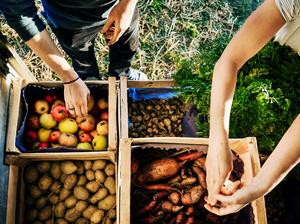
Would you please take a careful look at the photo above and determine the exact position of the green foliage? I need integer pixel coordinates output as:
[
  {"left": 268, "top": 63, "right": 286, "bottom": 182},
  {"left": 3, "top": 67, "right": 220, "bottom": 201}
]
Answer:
[{"left": 174, "top": 40, "right": 300, "bottom": 156}]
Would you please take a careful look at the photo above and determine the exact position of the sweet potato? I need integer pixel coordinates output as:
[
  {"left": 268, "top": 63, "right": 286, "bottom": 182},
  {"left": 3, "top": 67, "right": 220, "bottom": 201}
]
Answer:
[
  {"left": 136, "top": 158, "right": 179, "bottom": 184},
  {"left": 192, "top": 166, "right": 207, "bottom": 189},
  {"left": 181, "top": 185, "right": 204, "bottom": 205},
  {"left": 162, "top": 201, "right": 183, "bottom": 213},
  {"left": 137, "top": 200, "right": 157, "bottom": 215},
  {"left": 168, "top": 191, "right": 181, "bottom": 205},
  {"left": 175, "top": 211, "right": 184, "bottom": 224},
  {"left": 152, "top": 191, "right": 169, "bottom": 201},
  {"left": 181, "top": 177, "right": 197, "bottom": 186},
  {"left": 176, "top": 151, "right": 204, "bottom": 161},
  {"left": 194, "top": 157, "right": 206, "bottom": 171},
  {"left": 144, "top": 184, "right": 176, "bottom": 191}
]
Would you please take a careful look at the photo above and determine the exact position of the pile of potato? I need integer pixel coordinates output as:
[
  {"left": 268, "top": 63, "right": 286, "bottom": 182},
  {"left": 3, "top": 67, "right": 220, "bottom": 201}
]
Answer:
[
  {"left": 128, "top": 97, "right": 186, "bottom": 137},
  {"left": 24, "top": 159, "right": 116, "bottom": 224}
]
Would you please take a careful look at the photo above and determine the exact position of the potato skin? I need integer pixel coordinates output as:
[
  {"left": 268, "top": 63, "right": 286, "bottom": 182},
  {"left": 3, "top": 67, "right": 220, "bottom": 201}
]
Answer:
[
  {"left": 75, "top": 217, "right": 90, "bottom": 224},
  {"left": 75, "top": 200, "right": 88, "bottom": 212},
  {"left": 98, "top": 195, "right": 116, "bottom": 210},
  {"left": 104, "top": 163, "right": 115, "bottom": 176},
  {"left": 38, "top": 175, "right": 53, "bottom": 190},
  {"left": 77, "top": 175, "right": 88, "bottom": 186},
  {"left": 61, "top": 161, "right": 77, "bottom": 174},
  {"left": 82, "top": 205, "right": 97, "bottom": 219},
  {"left": 90, "top": 187, "right": 108, "bottom": 204},
  {"left": 50, "top": 162, "right": 62, "bottom": 179},
  {"left": 74, "top": 186, "right": 89, "bottom": 200},
  {"left": 24, "top": 166, "right": 38, "bottom": 183},
  {"left": 104, "top": 177, "right": 116, "bottom": 194},
  {"left": 38, "top": 206, "right": 52, "bottom": 221},
  {"left": 63, "top": 174, "right": 77, "bottom": 190},
  {"left": 85, "top": 181, "right": 100, "bottom": 193},
  {"left": 54, "top": 202, "right": 66, "bottom": 218},
  {"left": 92, "top": 160, "right": 106, "bottom": 171},
  {"left": 59, "top": 188, "right": 72, "bottom": 201},
  {"left": 65, "top": 207, "right": 81, "bottom": 222},
  {"left": 136, "top": 158, "right": 179, "bottom": 184},
  {"left": 64, "top": 195, "right": 78, "bottom": 208}
]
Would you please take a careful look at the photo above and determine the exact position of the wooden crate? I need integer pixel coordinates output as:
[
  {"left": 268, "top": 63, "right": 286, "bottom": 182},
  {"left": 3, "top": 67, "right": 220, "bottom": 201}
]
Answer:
[
  {"left": 119, "top": 137, "right": 267, "bottom": 224},
  {"left": 6, "top": 151, "right": 119, "bottom": 224},
  {"left": 5, "top": 77, "right": 118, "bottom": 156}
]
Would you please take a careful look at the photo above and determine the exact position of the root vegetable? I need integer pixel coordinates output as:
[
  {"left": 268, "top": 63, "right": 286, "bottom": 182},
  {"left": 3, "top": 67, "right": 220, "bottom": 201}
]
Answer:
[
  {"left": 55, "top": 219, "right": 68, "bottom": 224},
  {"left": 184, "top": 216, "right": 194, "bottom": 224},
  {"left": 24, "top": 166, "right": 38, "bottom": 183},
  {"left": 35, "top": 196, "right": 47, "bottom": 209},
  {"left": 37, "top": 161, "right": 51, "bottom": 173},
  {"left": 38, "top": 175, "right": 52, "bottom": 190},
  {"left": 175, "top": 211, "right": 184, "bottom": 224},
  {"left": 104, "top": 176, "right": 116, "bottom": 194},
  {"left": 194, "top": 157, "right": 206, "bottom": 171},
  {"left": 50, "top": 180, "right": 61, "bottom": 193},
  {"left": 90, "top": 187, "right": 108, "bottom": 204},
  {"left": 136, "top": 158, "right": 179, "bottom": 184},
  {"left": 168, "top": 175, "right": 182, "bottom": 184},
  {"left": 92, "top": 160, "right": 107, "bottom": 171},
  {"left": 84, "top": 161, "right": 92, "bottom": 170},
  {"left": 75, "top": 200, "right": 88, "bottom": 212},
  {"left": 137, "top": 200, "right": 157, "bottom": 215},
  {"left": 153, "top": 191, "right": 169, "bottom": 201},
  {"left": 29, "top": 185, "right": 42, "bottom": 199},
  {"left": 64, "top": 195, "right": 78, "bottom": 208},
  {"left": 181, "top": 177, "right": 197, "bottom": 186},
  {"left": 144, "top": 184, "right": 176, "bottom": 191},
  {"left": 54, "top": 202, "right": 66, "bottom": 218},
  {"left": 162, "top": 201, "right": 183, "bottom": 213},
  {"left": 77, "top": 175, "right": 88, "bottom": 186},
  {"left": 90, "top": 210, "right": 105, "bottom": 223},
  {"left": 83, "top": 205, "right": 97, "bottom": 219},
  {"left": 61, "top": 161, "right": 77, "bottom": 174},
  {"left": 75, "top": 161, "right": 85, "bottom": 175},
  {"left": 86, "top": 170, "right": 95, "bottom": 181},
  {"left": 192, "top": 166, "right": 207, "bottom": 188},
  {"left": 168, "top": 192, "right": 181, "bottom": 205},
  {"left": 177, "top": 151, "right": 204, "bottom": 162},
  {"left": 181, "top": 186, "right": 204, "bottom": 205},
  {"left": 59, "top": 188, "right": 72, "bottom": 201},
  {"left": 65, "top": 207, "right": 81, "bottom": 222},
  {"left": 63, "top": 174, "right": 77, "bottom": 189},
  {"left": 104, "top": 163, "right": 115, "bottom": 176},
  {"left": 74, "top": 186, "right": 89, "bottom": 200},
  {"left": 38, "top": 205, "right": 52, "bottom": 221},
  {"left": 98, "top": 195, "right": 116, "bottom": 210},
  {"left": 49, "top": 194, "right": 59, "bottom": 205},
  {"left": 50, "top": 162, "right": 62, "bottom": 179},
  {"left": 86, "top": 181, "right": 100, "bottom": 193},
  {"left": 108, "top": 209, "right": 116, "bottom": 219},
  {"left": 75, "top": 218, "right": 90, "bottom": 224},
  {"left": 60, "top": 173, "right": 67, "bottom": 183},
  {"left": 95, "top": 170, "right": 106, "bottom": 183},
  {"left": 185, "top": 207, "right": 194, "bottom": 216}
]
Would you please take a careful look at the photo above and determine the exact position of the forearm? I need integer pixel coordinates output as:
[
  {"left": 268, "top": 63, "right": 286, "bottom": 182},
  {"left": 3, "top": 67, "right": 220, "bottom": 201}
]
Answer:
[
  {"left": 252, "top": 114, "right": 300, "bottom": 196},
  {"left": 119, "top": 0, "right": 138, "bottom": 7},
  {"left": 25, "top": 29, "right": 78, "bottom": 82}
]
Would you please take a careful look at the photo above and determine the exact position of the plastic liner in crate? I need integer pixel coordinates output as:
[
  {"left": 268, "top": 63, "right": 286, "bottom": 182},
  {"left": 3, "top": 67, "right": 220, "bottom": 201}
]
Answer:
[
  {"left": 130, "top": 145, "right": 254, "bottom": 224},
  {"left": 127, "top": 88, "right": 200, "bottom": 137},
  {"left": 16, "top": 83, "right": 108, "bottom": 153}
]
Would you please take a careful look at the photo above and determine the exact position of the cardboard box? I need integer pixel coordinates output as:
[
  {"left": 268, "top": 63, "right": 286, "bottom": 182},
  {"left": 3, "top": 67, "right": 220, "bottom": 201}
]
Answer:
[{"left": 119, "top": 137, "right": 267, "bottom": 224}]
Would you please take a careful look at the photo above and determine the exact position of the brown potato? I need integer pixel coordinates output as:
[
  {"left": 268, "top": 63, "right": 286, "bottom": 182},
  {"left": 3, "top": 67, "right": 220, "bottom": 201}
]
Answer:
[
  {"left": 64, "top": 195, "right": 78, "bottom": 208},
  {"left": 74, "top": 186, "right": 89, "bottom": 200},
  {"left": 75, "top": 217, "right": 90, "bottom": 224},
  {"left": 90, "top": 187, "right": 108, "bottom": 204},
  {"left": 104, "top": 177, "right": 116, "bottom": 194},
  {"left": 60, "top": 173, "right": 67, "bottom": 183},
  {"left": 25, "top": 208, "right": 38, "bottom": 222},
  {"left": 61, "top": 161, "right": 77, "bottom": 174},
  {"left": 36, "top": 161, "right": 51, "bottom": 173},
  {"left": 104, "top": 218, "right": 114, "bottom": 224},
  {"left": 90, "top": 209, "right": 105, "bottom": 223},
  {"left": 92, "top": 160, "right": 106, "bottom": 171},
  {"left": 86, "top": 170, "right": 95, "bottom": 181},
  {"left": 54, "top": 202, "right": 66, "bottom": 218},
  {"left": 85, "top": 181, "right": 100, "bottom": 193},
  {"left": 50, "top": 180, "right": 61, "bottom": 194},
  {"left": 55, "top": 219, "right": 68, "bottom": 224},
  {"left": 108, "top": 208, "right": 116, "bottom": 219},
  {"left": 77, "top": 175, "right": 88, "bottom": 186},
  {"left": 45, "top": 219, "right": 52, "bottom": 224},
  {"left": 82, "top": 205, "right": 97, "bottom": 219},
  {"left": 83, "top": 161, "right": 92, "bottom": 170},
  {"left": 95, "top": 170, "right": 106, "bottom": 184},
  {"left": 98, "top": 195, "right": 116, "bottom": 210},
  {"left": 50, "top": 162, "right": 62, "bottom": 179},
  {"left": 75, "top": 200, "right": 88, "bottom": 212},
  {"left": 38, "top": 205, "right": 52, "bottom": 221},
  {"left": 35, "top": 196, "right": 47, "bottom": 209},
  {"left": 76, "top": 161, "right": 85, "bottom": 175},
  {"left": 64, "top": 174, "right": 78, "bottom": 190},
  {"left": 49, "top": 194, "right": 59, "bottom": 205},
  {"left": 59, "top": 188, "right": 72, "bottom": 201},
  {"left": 24, "top": 165, "right": 38, "bottom": 183},
  {"left": 104, "top": 163, "right": 115, "bottom": 176},
  {"left": 29, "top": 185, "right": 42, "bottom": 199},
  {"left": 65, "top": 207, "right": 81, "bottom": 222},
  {"left": 38, "top": 175, "right": 53, "bottom": 190}
]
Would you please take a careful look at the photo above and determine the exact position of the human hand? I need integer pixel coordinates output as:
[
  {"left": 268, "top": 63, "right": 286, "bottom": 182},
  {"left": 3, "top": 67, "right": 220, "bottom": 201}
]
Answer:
[
  {"left": 101, "top": 0, "right": 137, "bottom": 45},
  {"left": 206, "top": 136, "right": 233, "bottom": 205},
  {"left": 204, "top": 182, "right": 257, "bottom": 216},
  {"left": 64, "top": 78, "right": 90, "bottom": 117}
]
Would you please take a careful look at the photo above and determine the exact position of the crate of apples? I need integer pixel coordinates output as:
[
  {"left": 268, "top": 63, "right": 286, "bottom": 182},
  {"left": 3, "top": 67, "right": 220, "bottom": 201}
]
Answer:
[{"left": 23, "top": 93, "right": 109, "bottom": 151}]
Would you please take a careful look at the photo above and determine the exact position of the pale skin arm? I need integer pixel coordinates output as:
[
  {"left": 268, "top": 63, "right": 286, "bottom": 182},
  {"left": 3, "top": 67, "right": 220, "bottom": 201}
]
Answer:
[
  {"left": 101, "top": 0, "right": 138, "bottom": 45},
  {"left": 206, "top": 0, "right": 285, "bottom": 205},
  {"left": 205, "top": 114, "right": 300, "bottom": 215},
  {"left": 26, "top": 29, "right": 90, "bottom": 117}
]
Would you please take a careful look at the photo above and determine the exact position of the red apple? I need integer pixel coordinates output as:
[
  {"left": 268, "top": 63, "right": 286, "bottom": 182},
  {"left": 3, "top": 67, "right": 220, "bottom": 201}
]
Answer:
[
  {"left": 90, "top": 130, "right": 98, "bottom": 138},
  {"left": 76, "top": 114, "right": 96, "bottom": 132},
  {"left": 38, "top": 142, "right": 49, "bottom": 149},
  {"left": 27, "top": 115, "right": 40, "bottom": 130},
  {"left": 51, "top": 99, "right": 65, "bottom": 109},
  {"left": 49, "top": 130, "right": 61, "bottom": 143},
  {"left": 97, "top": 98, "right": 108, "bottom": 110},
  {"left": 44, "top": 93, "right": 57, "bottom": 103},
  {"left": 78, "top": 132, "right": 92, "bottom": 143},
  {"left": 100, "top": 111, "right": 108, "bottom": 120},
  {"left": 51, "top": 105, "right": 69, "bottom": 122},
  {"left": 24, "top": 130, "right": 38, "bottom": 143},
  {"left": 96, "top": 120, "right": 109, "bottom": 136},
  {"left": 34, "top": 100, "right": 49, "bottom": 114}
]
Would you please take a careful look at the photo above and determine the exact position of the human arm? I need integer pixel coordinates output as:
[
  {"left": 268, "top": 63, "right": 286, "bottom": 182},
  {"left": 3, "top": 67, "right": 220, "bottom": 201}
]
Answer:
[
  {"left": 205, "top": 114, "right": 300, "bottom": 215},
  {"left": 101, "top": 0, "right": 138, "bottom": 45},
  {"left": 206, "top": 0, "right": 285, "bottom": 205}
]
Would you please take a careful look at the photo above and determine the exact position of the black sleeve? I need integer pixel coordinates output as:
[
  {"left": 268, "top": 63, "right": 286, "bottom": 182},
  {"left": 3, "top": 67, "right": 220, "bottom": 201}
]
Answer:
[{"left": 0, "top": 0, "right": 46, "bottom": 41}]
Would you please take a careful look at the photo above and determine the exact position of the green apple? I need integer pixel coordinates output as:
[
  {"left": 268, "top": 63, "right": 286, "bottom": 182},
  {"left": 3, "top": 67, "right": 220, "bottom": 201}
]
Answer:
[
  {"left": 39, "top": 113, "right": 57, "bottom": 129},
  {"left": 34, "top": 99, "right": 49, "bottom": 114},
  {"left": 58, "top": 118, "right": 78, "bottom": 134},
  {"left": 92, "top": 135, "right": 107, "bottom": 150},
  {"left": 38, "top": 128, "right": 52, "bottom": 142},
  {"left": 77, "top": 142, "right": 93, "bottom": 150}
]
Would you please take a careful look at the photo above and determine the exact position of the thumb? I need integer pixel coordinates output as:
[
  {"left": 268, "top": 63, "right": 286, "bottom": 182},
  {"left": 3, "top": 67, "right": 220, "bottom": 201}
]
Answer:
[
  {"left": 214, "top": 194, "right": 235, "bottom": 205},
  {"left": 101, "top": 17, "right": 114, "bottom": 34}
]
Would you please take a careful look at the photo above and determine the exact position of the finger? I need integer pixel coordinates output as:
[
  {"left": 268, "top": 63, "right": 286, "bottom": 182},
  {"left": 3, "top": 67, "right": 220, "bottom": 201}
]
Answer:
[
  {"left": 107, "top": 22, "right": 121, "bottom": 45},
  {"left": 101, "top": 17, "right": 114, "bottom": 34},
  {"left": 207, "top": 180, "right": 224, "bottom": 205},
  {"left": 204, "top": 203, "right": 232, "bottom": 216},
  {"left": 74, "top": 104, "right": 83, "bottom": 118},
  {"left": 80, "top": 96, "right": 88, "bottom": 117}
]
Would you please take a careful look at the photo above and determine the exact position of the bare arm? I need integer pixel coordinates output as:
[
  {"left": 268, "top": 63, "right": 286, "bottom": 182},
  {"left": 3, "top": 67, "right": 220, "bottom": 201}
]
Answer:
[
  {"left": 206, "top": 0, "right": 285, "bottom": 205},
  {"left": 26, "top": 29, "right": 90, "bottom": 117},
  {"left": 205, "top": 114, "right": 300, "bottom": 215}
]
